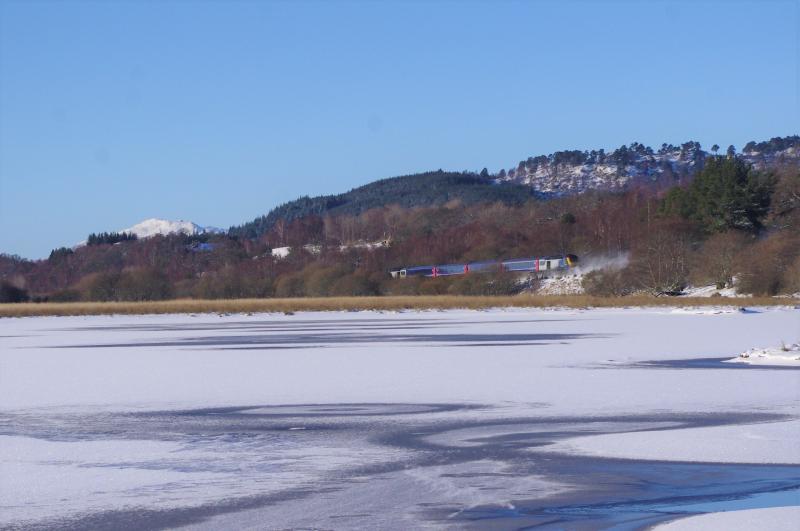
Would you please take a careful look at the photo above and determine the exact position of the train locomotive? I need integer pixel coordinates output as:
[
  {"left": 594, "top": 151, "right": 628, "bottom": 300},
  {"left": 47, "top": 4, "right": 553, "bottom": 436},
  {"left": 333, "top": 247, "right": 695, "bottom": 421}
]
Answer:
[{"left": 390, "top": 254, "right": 578, "bottom": 279}]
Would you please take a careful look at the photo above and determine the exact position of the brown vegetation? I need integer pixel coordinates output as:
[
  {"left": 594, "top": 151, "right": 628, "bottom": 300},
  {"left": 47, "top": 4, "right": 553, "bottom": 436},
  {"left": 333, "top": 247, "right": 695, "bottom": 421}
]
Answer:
[{"left": 0, "top": 295, "right": 790, "bottom": 318}]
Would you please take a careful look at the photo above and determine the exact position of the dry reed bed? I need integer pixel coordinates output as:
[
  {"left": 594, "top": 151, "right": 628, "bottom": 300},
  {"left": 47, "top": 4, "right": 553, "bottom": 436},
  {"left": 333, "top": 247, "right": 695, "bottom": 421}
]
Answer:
[{"left": 0, "top": 295, "right": 793, "bottom": 317}]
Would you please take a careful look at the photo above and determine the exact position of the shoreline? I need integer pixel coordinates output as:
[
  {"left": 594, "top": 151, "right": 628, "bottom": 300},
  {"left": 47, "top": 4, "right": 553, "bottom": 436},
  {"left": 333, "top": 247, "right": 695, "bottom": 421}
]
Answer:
[{"left": 0, "top": 295, "right": 795, "bottom": 318}]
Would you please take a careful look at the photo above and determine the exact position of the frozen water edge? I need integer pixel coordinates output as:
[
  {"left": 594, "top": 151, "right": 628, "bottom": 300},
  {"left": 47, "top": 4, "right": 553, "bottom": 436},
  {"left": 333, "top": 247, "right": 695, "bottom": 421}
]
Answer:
[
  {"left": 543, "top": 418, "right": 800, "bottom": 465},
  {"left": 1, "top": 307, "right": 799, "bottom": 529},
  {"left": 655, "top": 506, "right": 800, "bottom": 530}
]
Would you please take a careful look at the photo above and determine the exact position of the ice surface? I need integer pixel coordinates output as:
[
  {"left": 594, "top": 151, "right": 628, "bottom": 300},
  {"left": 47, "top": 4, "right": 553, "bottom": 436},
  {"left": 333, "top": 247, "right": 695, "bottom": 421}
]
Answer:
[
  {"left": 1, "top": 307, "right": 798, "bottom": 528},
  {"left": 655, "top": 506, "right": 800, "bottom": 530},
  {"left": 544, "top": 419, "right": 800, "bottom": 464},
  {"left": 3, "top": 307, "right": 797, "bottom": 413}
]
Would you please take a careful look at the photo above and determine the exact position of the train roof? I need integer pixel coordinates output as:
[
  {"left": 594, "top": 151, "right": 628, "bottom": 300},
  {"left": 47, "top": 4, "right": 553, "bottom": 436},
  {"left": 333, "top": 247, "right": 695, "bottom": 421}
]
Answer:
[
  {"left": 403, "top": 265, "right": 434, "bottom": 271},
  {"left": 396, "top": 255, "right": 578, "bottom": 271}
]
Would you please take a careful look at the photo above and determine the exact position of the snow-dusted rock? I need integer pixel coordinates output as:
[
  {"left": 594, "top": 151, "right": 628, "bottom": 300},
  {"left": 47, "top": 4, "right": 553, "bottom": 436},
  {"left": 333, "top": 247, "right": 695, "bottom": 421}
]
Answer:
[{"left": 497, "top": 144, "right": 799, "bottom": 196}]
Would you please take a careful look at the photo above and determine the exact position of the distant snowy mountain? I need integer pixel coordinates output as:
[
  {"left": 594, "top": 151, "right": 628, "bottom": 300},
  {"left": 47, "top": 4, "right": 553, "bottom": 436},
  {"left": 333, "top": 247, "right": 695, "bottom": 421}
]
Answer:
[
  {"left": 76, "top": 218, "right": 222, "bottom": 247},
  {"left": 120, "top": 218, "right": 223, "bottom": 239}
]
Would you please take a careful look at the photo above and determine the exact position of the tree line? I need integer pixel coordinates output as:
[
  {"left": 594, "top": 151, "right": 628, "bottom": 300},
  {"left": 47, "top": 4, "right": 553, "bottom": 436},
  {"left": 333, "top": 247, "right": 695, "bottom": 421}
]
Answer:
[
  {"left": 86, "top": 231, "right": 138, "bottom": 246},
  {"left": 1, "top": 154, "right": 798, "bottom": 302}
]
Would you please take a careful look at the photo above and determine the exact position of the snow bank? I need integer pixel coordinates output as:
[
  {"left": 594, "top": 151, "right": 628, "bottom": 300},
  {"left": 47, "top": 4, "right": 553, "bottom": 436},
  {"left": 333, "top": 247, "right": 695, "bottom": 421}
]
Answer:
[
  {"left": 727, "top": 343, "right": 800, "bottom": 366},
  {"left": 536, "top": 274, "right": 584, "bottom": 295},
  {"left": 669, "top": 307, "right": 742, "bottom": 315},
  {"left": 656, "top": 506, "right": 800, "bottom": 531}
]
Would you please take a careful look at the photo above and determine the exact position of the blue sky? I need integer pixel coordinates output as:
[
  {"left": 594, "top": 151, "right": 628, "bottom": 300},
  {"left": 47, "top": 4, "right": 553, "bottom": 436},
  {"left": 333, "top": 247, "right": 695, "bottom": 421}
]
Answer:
[{"left": 1, "top": 1, "right": 797, "bottom": 258}]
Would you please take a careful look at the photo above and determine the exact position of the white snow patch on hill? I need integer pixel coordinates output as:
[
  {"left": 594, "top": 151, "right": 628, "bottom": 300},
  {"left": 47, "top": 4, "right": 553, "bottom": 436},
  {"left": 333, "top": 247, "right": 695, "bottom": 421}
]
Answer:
[
  {"left": 271, "top": 246, "right": 292, "bottom": 259},
  {"left": 270, "top": 240, "right": 391, "bottom": 259}
]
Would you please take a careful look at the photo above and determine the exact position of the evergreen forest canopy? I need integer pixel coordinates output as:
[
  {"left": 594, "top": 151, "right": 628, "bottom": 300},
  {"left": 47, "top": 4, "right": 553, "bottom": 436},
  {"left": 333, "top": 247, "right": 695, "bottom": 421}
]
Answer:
[
  {"left": 229, "top": 171, "right": 536, "bottom": 240},
  {"left": 661, "top": 157, "right": 775, "bottom": 233},
  {"left": 86, "top": 232, "right": 138, "bottom": 246}
]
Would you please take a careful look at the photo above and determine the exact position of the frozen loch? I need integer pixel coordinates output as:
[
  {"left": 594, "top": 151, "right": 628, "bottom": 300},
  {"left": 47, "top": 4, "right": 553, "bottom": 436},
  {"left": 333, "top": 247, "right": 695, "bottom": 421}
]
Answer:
[{"left": 1, "top": 307, "right": 799, "bottom": 530}]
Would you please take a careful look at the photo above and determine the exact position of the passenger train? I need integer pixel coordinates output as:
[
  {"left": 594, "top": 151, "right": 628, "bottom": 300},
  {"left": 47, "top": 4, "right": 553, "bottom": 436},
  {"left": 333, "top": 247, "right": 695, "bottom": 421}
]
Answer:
[{"left": 390, "top": 255, "right": 578, "bottom": 279}]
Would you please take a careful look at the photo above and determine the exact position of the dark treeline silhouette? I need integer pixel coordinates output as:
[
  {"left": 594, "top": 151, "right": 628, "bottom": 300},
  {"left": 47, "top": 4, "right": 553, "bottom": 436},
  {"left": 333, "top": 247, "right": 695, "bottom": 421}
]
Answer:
[{"left": 86, "top": 231, "right": 138, "bottom": 246}]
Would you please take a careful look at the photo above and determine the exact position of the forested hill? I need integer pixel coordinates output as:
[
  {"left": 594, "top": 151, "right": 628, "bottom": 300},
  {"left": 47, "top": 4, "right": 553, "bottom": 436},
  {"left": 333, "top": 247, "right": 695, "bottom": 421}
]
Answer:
[
  {"left": 232, "top": 136, "right": 799, "bottom": 240},
  {"left": 229, "top": 171, "right": 536, "bottom": 239}
]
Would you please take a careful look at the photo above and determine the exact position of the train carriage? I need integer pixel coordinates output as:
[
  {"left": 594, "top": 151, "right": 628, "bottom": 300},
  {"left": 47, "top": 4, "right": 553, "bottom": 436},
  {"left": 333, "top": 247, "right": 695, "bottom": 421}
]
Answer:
[{"left": 393, "top": 255, "right": 578, "bottom": 279}]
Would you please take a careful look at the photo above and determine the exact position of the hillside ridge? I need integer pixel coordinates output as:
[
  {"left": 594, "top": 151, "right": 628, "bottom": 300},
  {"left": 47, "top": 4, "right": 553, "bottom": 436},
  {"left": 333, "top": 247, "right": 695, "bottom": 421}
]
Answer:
[{"left": 232, "top": 135, "right": 799, "bottom": 239}]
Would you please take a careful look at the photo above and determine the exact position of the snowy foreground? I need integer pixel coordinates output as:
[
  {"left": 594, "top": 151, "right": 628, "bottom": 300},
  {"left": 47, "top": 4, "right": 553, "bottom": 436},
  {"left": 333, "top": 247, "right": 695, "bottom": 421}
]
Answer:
[{"left": 1, "top": 306, "right": 799, "bottom": 529}]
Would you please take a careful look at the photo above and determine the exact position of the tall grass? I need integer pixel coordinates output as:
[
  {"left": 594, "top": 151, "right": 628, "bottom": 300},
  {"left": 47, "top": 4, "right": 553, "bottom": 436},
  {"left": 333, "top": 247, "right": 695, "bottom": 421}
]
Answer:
[{"left": 0, "top": 295, "right": 791, "bottom": 317}]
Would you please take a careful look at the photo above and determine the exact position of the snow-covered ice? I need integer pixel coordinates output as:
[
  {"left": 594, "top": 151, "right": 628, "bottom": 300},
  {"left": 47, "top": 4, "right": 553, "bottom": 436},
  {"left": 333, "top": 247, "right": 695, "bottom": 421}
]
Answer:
[
  {"left": 655, "top": 506, "right": 800, "bottom": 530},
  {"left": 1, "top": 306, "right": 798, "bottom": 528},
  {"left": 545, "top": 418, "right": 800, "bottom": 464}
]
